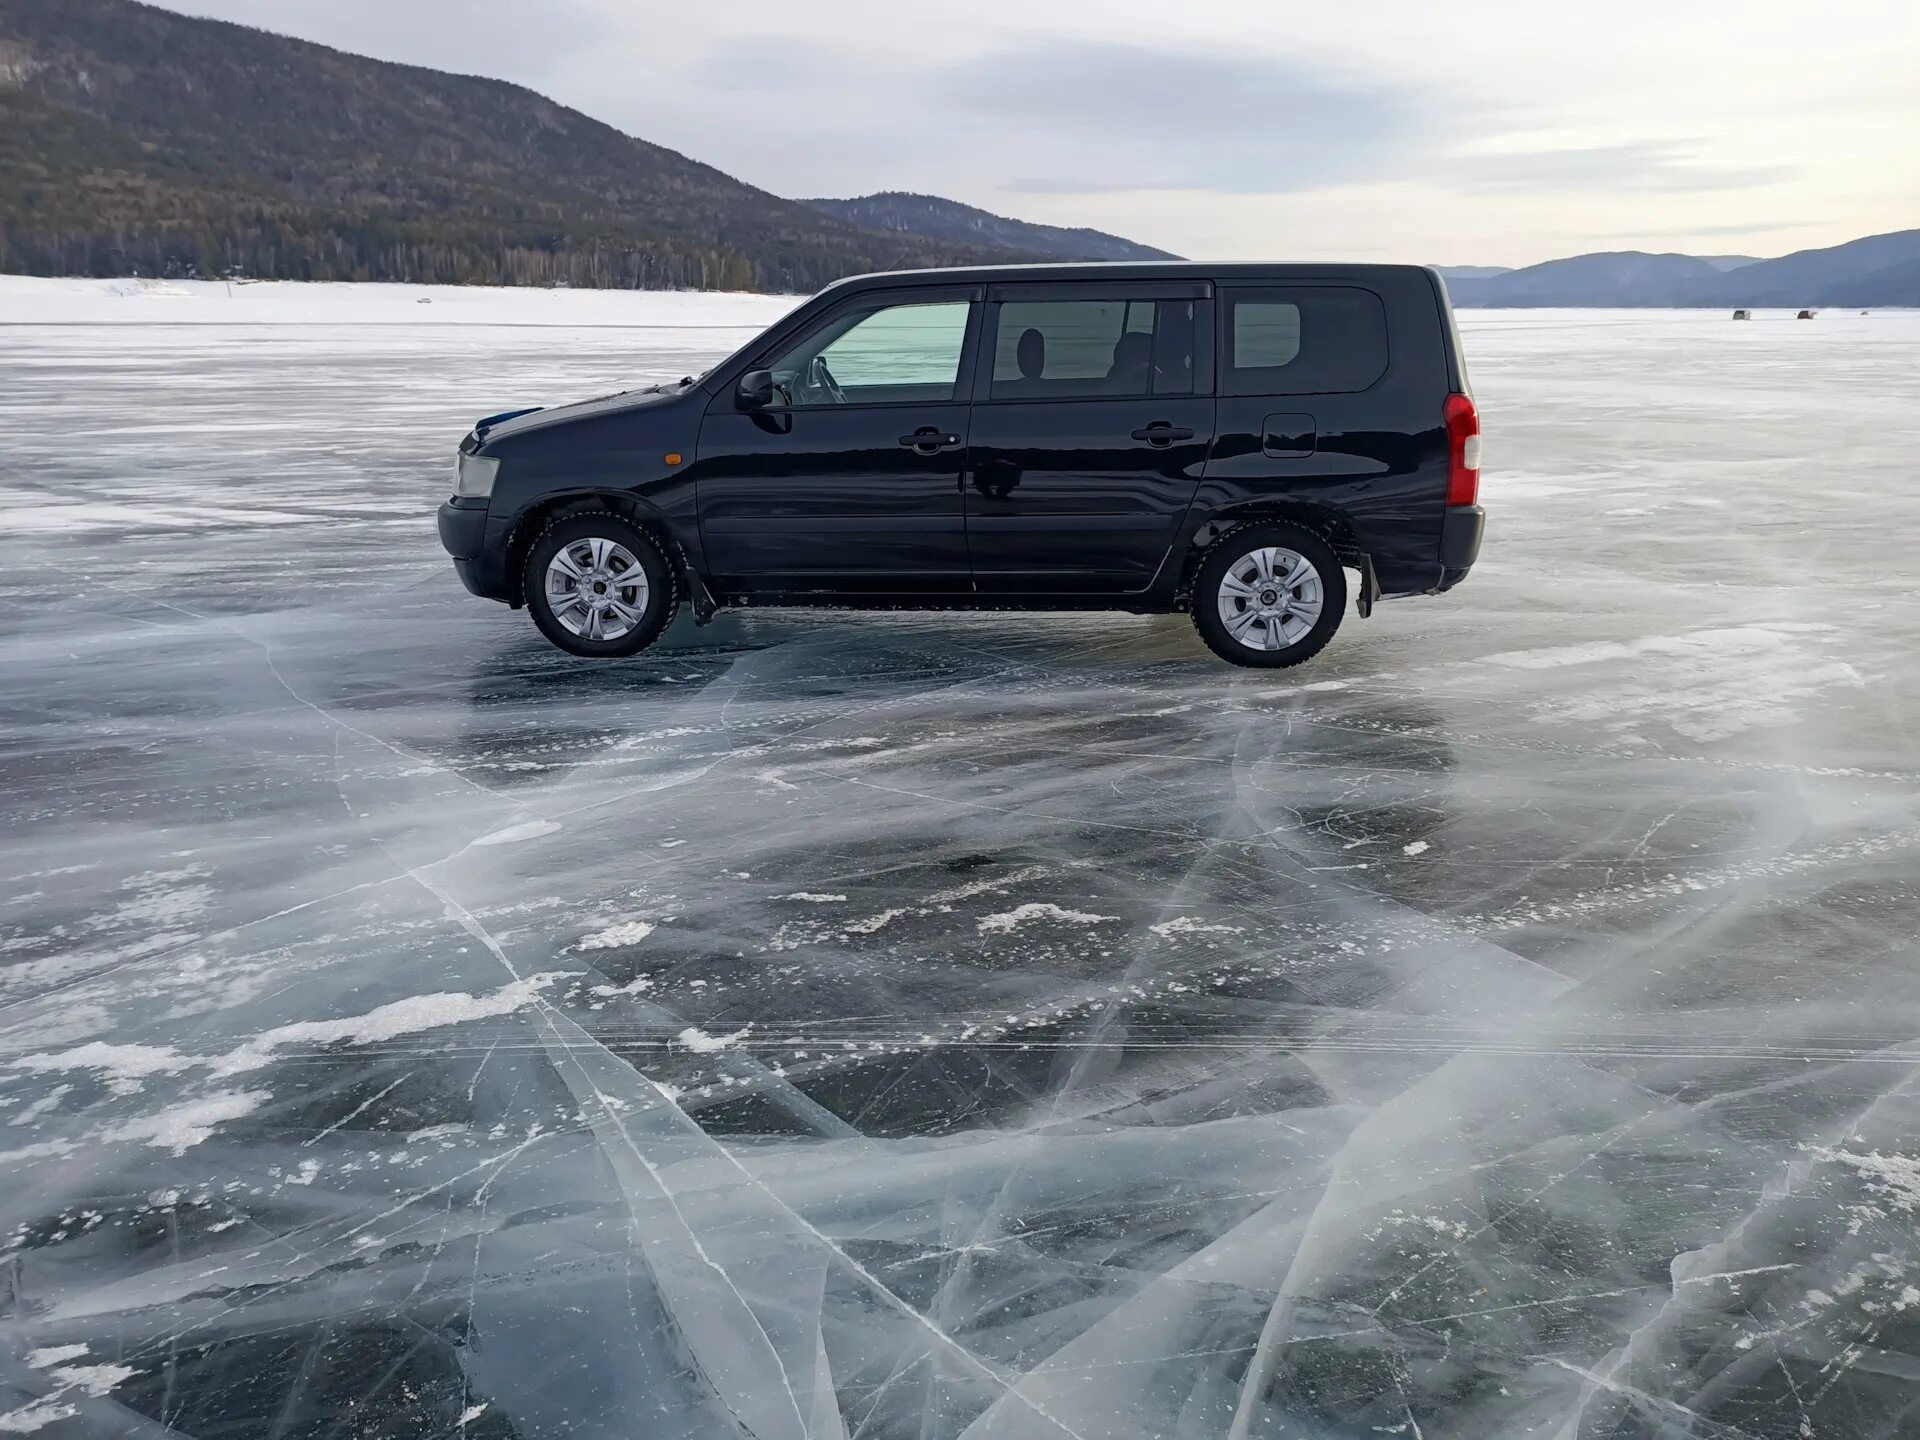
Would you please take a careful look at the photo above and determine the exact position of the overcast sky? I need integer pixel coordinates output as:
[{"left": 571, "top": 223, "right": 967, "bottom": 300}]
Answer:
[{"left": 169, "top": 0, "right": 1919, "bottom": 266}]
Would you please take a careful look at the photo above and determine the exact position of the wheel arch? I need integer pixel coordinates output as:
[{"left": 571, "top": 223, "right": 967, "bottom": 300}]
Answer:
[
  {"left": 504, "top": 491, "right": 705, "bottom": 612},
  {"left": 1174, "top": 500, "right": 1365, "bottom": 607}
]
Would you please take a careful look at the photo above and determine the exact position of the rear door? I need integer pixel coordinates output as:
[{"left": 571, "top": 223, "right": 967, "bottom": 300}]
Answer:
[
  {"left": 695, "top": 285, "right": 981, "bottom": 593},
  {"left": 963, "top": 282, "right": 1214, "bottom": 593},
  {"left": 1207, "top": 282, "right": 1451, "bottom": 584}
]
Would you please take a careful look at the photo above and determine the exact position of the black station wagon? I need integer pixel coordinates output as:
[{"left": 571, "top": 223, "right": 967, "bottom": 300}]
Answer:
[{"left": 435, "top": 263, "right": 1484, "bottom": 667}]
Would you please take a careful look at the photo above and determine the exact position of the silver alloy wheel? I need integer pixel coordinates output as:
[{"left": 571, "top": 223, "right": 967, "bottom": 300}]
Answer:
[
  {"left": 1215, "top": 545, "right": 1325, "bottom": 651},
  {"left": 543, "top": 536, "right": 650, "bottom": 641}
]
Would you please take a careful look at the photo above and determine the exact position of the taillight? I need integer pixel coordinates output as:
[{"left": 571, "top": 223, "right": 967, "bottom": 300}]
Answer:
[{"left": 1444, "top": 392, "right": 1479, "bottom": 506}]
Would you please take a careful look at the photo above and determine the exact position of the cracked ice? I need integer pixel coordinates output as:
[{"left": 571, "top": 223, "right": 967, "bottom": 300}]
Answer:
[{"left": 2, "top": 282, "right": 1919, "bottom": 1438}]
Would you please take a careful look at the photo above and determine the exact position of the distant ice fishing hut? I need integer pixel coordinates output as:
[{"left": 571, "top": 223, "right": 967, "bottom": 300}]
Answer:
[{"left": 1732, "top": 309, "right": 1750, "bottom": 320}]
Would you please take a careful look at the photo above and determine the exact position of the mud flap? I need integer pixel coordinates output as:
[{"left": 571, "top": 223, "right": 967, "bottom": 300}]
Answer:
[
  {"left": 1355, "top": 554, "right": 1381, "bottom": 619},
  {"left": 689, "top": 573, "right": 718, "bottom": 624},
  {"left": 668, "top": 539, "right": 719, "bottom": 624}
]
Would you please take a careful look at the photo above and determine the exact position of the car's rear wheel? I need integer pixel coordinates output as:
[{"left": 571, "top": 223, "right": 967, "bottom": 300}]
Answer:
[
  {"left": 1191, "top": 521, "right": 1345, "bottom": 668},
  {"left": 523, "top": 512, "right": 677, "bottom": 658}
]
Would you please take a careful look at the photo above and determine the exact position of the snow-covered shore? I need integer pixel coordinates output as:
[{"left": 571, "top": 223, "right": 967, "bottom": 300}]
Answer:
[{"left": 0, "top": 274, "right": 805, "bottom": 327}]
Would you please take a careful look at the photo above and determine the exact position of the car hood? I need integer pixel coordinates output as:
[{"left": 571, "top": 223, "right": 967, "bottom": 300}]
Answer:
[{"left": 476, "top": 384, "right": 691, "bottom": 444}]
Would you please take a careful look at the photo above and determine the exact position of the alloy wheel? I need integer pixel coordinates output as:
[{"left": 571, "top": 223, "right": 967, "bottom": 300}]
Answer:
[
  {"left": 543, "top": 536, "right": 650, "bottom": 641},
  {"left": 1215, "top": 545, "right": 1324, "bottom": 651}
]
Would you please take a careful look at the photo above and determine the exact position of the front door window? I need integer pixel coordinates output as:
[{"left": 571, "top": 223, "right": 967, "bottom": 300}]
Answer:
[{"left": 768, "top": 300, "right": 970, "bottom": 407}]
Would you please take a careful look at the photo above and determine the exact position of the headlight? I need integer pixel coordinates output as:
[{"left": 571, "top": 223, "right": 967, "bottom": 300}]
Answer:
[{"left": 454, "top": 452, "right": 500, "bottom": 498}]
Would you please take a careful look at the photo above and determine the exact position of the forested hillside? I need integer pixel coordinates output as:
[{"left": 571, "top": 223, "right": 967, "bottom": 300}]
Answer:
[
  {"left": 804, "top": 193, "right": 1178, "bottom": 262},
  {"left": 0, "top": 0, "right": 1022, "bottom": 289}
]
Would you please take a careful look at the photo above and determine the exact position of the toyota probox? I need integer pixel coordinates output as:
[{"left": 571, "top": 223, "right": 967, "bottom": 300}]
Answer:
[{"left": 436, "top": 263, "right": 1483, "bottom": 667}]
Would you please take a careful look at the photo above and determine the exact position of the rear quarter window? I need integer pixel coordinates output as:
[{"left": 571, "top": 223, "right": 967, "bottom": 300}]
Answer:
[{"left": 1222, "top": 286, "right": 1388, "bottom": 396}]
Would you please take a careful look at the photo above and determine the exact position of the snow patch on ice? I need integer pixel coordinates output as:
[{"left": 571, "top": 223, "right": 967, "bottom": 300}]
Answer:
[
  {"left": 1149, "top": 916, "right": 1245, "bottom": 938},
  {"left": 1402, "top": 840, "right": 1430, "bottom": 856},
  {"left": 8, "top": 1042, "right": 194, "bottom": 1094},
  {"left": 16, "top": 975, "right": 572, "bottom": 1106},
  {"left": 588, "top": 976, "right": 654, "bottom": 999},
  {"left": 576, "top": 920, "right": 655, "bottom": 950},
  {"left": 677, "top": 1025, "right": 751, "bottom": 1053},
  {"left": 780, "top": 892, "right": 847, "bottom": 903},
  {"left": 37, "top": 1355, "right": 136, "bottom": 1398},
  {"left": 213, "top": 973, "right": 566, "bottom": 1073},
  {"left": 784, "top": 736, "right": 884, "bottom": 753},
  {"left": 1807, "top": 1145, "right": 1920, "bottom": 1230},
  {"left": 843, "top": 908, "right": 906, "bottom": 935},
  {"left": 111, "top": 1091, "right": 271, "bottom": 1155},
  {"left": 0, "top": 1398, "right": 77, "bottom": 1432},
  {"left": 1382, "top": 1211, "right": 1471, "bottom": 1240},
  {"left": 98, "top": 882, "right": 213, "bottom": 928},
  {"left": 978, "top": 903, "right": 1118, "bottom": 934}
]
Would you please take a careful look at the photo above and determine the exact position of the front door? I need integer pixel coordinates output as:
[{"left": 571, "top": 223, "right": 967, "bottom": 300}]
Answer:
[
  {"left": 964, "top": 283, "right": 1214, "bottom": 593},
  {"left": 695, "top": 287, "right": 981, "bottom": 593}
]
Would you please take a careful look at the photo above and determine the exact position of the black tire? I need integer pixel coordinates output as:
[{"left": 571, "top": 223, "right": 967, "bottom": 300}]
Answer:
[
  {"left": 523, "top": 512, "right": 678, "bottom": 658},
  {"left": 1191, "top": 521, "right": 1346, "bottom": 668}
]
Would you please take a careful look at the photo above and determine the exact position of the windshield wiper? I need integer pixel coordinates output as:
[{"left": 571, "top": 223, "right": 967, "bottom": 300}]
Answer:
[{"left": 633, "top": 373, "right": 702, "bottom": 396}]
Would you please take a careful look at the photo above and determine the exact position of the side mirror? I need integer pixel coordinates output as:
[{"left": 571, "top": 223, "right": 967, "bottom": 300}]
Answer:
[{"left": 736, "top": 369, "right": 774, "bottom": 410}]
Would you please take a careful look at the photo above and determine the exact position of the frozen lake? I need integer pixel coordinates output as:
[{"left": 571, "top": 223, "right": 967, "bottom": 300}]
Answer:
[{"left": 3, "top": 282, "right": 1918, "bottom": 1438}]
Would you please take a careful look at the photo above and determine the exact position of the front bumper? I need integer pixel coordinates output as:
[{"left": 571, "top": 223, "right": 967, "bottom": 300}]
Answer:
[
  {"left": 437, "top": 500, "right": 512, "bottom": 603},
  {"left": 1437, "top": 504, "right": 1484, "bottom": 590},
  {"left": 437, "top": 499, "right": 487, "bottom": 558}
]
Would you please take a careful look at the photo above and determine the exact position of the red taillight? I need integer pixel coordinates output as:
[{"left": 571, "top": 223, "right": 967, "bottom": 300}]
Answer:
[{"left": 1444, "top": 392, "right": 1480, "bottom": 507}]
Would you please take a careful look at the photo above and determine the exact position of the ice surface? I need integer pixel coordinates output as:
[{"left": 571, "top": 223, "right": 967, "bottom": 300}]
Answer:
[{"left": 2, "top": 282, "right": 1919, "bottom": 1438}]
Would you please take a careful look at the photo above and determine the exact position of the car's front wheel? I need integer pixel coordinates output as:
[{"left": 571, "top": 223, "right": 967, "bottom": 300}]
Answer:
[
  {"left": 1191, "top": 521, "right": 1346, "bottom": 668},
  {"left": 523, "top": 512, "right": 677, "bottom": 658}
]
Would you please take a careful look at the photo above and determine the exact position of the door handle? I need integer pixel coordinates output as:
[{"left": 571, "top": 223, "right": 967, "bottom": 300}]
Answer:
[
  {"left": 899, "top": 427, "right": 962, "bottom": 453},
  {"left": 1131, "top": 423, "right": 1195, "bottom": 446}
]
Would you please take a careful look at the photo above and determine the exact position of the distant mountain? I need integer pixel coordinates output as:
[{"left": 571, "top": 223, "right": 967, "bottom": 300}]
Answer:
[
  {"left": 803, "top": 192, "right": 1179, "bottom": 263},
  {"left": 1432, "top": 266, "right": 1512, "bottom": 281},
  {"left": 1444, "top": 230, "right": 1920, "bottom": 307},
  {"left": 1814, "top": 258, "right": 1920, "bottom": 308},
  {"left": 1446, "top": 251, "right": 1728, "bottom": 306},
  {"left": 0, "top": 0, "right": 1033, "bottom": 289},
  {"left": 1706, "top": 230, "right": 1920, "bottom": 306}
]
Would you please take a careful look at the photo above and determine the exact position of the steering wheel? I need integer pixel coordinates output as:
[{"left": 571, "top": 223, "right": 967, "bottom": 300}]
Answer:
[{"left": 805, "top": 354, "right": 849, "bottom": 405}]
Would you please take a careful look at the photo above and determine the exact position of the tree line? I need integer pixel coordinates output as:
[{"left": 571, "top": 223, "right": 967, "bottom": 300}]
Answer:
[{"left": 0, "top": 213, "right": 796, "bottom": 291}]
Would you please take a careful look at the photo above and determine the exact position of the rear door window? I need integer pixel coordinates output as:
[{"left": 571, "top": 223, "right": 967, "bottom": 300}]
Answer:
[
  {"left": 989, "top": 298, "right": 1198, "bottom": 400},
  {"left": 1222, "top": 287, "right": 1387, "bottom": 396}
]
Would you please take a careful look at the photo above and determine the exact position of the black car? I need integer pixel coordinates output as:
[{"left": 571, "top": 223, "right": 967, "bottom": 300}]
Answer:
[{"left": 436, "top": 263, "right": 1483, "bottom": 668}]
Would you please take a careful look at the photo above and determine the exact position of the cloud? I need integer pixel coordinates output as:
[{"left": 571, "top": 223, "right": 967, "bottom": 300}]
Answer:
[
  {"left": 934, "top": 40, "right": 1425, "bottom": 146},
  {"left": 700, "top": 36, "right": 1474, "bottom": 199},
  {"left": 1591, "top": 220, "right": 1817, "bottom": 241},
  {"left": 1447, "top": 142, "right": 1795, "bottom": 194},
  {"left": 176, "top": 0, "right": 603, "bottom": 88}
]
